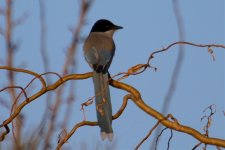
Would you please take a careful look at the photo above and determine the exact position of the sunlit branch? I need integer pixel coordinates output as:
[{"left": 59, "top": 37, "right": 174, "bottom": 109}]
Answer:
[
  {"left": 111, "top": 42, "right": 225, "bottom": 81},
  {"left": 0, "top": 72, "right": 92, "bottom": 129},
  {"left": 56, "top": 93, "right": 131, "bottom": 149},
  {"left": 110, "top": 78, "right": 225, "bottom": 147}
]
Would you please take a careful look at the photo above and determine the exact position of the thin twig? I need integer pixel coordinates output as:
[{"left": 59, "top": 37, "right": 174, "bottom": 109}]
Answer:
[
  {"left": 135, "top": 121, "right": 160, "bottom": 150},
  {"left": 192, "top": 142, "right": 202, "bottom": 150},
  {"left": 167, "top": 129, "right": 173, "bottom": 150},
  {"left": 135, "top": 114, "right": 174, "bottom": 150},
  {"left": 56, "top": 94, "right": 132, "bottom": 149},
  {"left": 0, "top": 70, "right": 225, "bottom": 147},
  {"left": 0, "top": 125, "right": 10, "bottom": 141},
  {"left": 201, "top": 104, "right": 216, "bottom": 138},
  {"left": 56, "top": 121, "right": 98, "bottom": 149},
  {"left": 111, "top": 42, "right": 224, "bottom": 81},
  {"left": 155, "top": 127, "right": 168, "bottom": 150},
  {"left": 110, "top": 78, "right": 225, "bottom": 148}
]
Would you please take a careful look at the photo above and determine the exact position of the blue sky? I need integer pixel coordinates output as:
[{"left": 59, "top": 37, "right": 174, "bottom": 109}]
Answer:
[{"left": 0, "top": 0, "right": 224, "bottom": 149}]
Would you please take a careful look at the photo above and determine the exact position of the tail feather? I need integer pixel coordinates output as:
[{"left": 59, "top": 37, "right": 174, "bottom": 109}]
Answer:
[{"left": 93, "top": 71, "right": 113, "bottom": 140}]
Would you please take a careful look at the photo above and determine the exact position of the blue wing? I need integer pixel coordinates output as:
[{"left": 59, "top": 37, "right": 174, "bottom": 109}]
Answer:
[{"left": 84, "top": 47, "right": 114, "bottom": 73}]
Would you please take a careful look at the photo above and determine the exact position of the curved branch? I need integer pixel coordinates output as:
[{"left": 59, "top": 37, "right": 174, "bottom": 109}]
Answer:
[
  {"left": 0, "top": 70, "right": 224, "bottom": 148},
  {"left": 112, "top": 94, "right": 131, "bottom": 120},
  {"left": 56, "top": 94, "right": 131, "bottom": 149},
  {"left": 56, "top": 121, "right": 98, "bottom": 150},
  {"left": 1, "top": 40, "right": 224, "bottom": 147},
  {"left": 0, "top": 125, "right": 9, "bottom": 141},
  {"left": 0, "top": 86, "right": 28, "bottom": 101},
  {"left": 147, "top": 42, "right": 225, "bottom": 65},
  {"left": 0, "top": 66, "right": 46, "bottom": 88},
  {"left": 111, "top": 42, "right": 225, "bottom": 80},
  {"left": 135, "top": 119, "right": 161, "bottom": 150},
  {"left": 0, "top": 72, "right": 92, "bottom": 128},
  {"left": 109, "top": 79, "right": 225, "bottom": 148},
  {"left": 135, "top": 114, "right": 176, "bottom": 150}
]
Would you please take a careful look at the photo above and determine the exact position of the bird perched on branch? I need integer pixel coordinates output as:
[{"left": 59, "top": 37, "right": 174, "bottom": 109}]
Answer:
[{"left": 83, "top": 19, "right": 123, "bottom": 141}]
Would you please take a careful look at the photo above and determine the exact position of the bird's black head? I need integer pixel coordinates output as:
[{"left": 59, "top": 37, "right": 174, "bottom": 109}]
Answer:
[{"left": 90, "top": 19, "right": 123, "bottom": 33}]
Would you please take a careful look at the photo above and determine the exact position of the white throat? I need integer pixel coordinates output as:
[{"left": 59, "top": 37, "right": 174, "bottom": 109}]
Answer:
[{"left": 104, "top": 30, "right": 116, "bottom": 37}]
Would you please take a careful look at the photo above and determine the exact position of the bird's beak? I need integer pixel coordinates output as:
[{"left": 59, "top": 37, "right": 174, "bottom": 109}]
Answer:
[{"left": 113, "top": 25, "right": 123, "bottom": 30}]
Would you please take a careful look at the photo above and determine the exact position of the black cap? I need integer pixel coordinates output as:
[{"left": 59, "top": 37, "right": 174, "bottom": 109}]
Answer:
[{"left": 91, "top": 19, "right": 123, "bottom": 33}]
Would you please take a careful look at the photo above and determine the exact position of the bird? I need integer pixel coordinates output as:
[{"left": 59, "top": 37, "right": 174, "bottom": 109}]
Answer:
[{"left": 83, "top": 19, "right": 123, "bottom": 141}]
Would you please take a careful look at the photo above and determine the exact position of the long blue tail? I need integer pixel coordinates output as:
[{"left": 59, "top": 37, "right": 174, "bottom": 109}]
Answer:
[{"left": 93, "top": 71, "right": 113, "bottom": 141}]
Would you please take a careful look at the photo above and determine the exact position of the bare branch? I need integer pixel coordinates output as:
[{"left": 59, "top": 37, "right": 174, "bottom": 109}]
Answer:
[
  {"left": 135, "top": 121, "right": 160, "bottom": 150},
  {"left": 201, "top": 104, "right": 216, "bottom": 137},
  {"left": 0, "top": 66, "right": 47, "bottom": 88},
  {"left": 0, "top": 125, "right": 10, "bottom": 141},
  {"left": 0, "top": 41, "right": 224, "bottom": 148},
  {"left": 56, "top": 94, "right": 131, "bottom": 149},
  {"left": 109, "top": 78, "right": 225, "bottom": 148},
  {"left": 112, "top": 94, "right": 131, "bottom": 120},
  {"left": 135, "top": 114, "right": 177, "bottom": 150},
  {"left": 56, "top": 121, "right": 98, "bottom": 149},
  {"left": 0, "top": 86, "right": 28, "bottom": 102},
  {"left": 0, "top": 69, "right": 224, "bottom": 147},
  {"left": 111, "top": 42, "right": 225, "bottom": 81},
  {"left": 167, "top": 129, "right": 173, "bottom": 150},
  {"left": 0, "top": 72, "right": 92, "bottom": 128},
  {"left": 155, "top": 127, "right": 168, "bottom": 150},
  {"left": 44, "top": 0, "right": 93, "bottom": 147},
  {"left": 147, "top": 42, "right": 225, "bottom": 66},
  {"left": 192, "top": 142, "right": 202, "bottom": 150}
]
